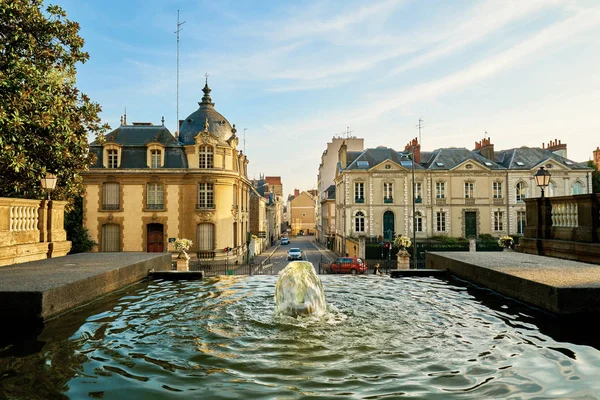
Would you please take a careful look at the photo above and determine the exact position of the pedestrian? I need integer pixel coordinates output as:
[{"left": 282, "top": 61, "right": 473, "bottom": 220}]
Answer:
[{"left": 374, "top": 263, "right": 382, "bottom": 275}]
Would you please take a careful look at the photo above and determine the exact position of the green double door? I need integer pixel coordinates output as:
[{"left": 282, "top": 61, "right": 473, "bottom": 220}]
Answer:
[
  {"left": 383, "top": 211, "right": 394, "bottom": 241},
  {"left": 465, "top": 212, "right": 477, "bottom": 238}
]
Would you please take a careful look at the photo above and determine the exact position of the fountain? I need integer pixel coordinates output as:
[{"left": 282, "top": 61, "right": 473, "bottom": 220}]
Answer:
[
  {"left": 1, "top": 269, "right": 600, "bottom": 398},
  {"left": 274, "top": 261, "right": 326, "bottom": 317}
]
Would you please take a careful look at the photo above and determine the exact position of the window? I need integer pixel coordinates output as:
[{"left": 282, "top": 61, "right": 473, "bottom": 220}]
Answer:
[
  {"left": 493, "top": 182, "right": 503, "bottom": 199},
  {"left": 436, "top": 212, "right": 446, "bottom": 232},
  {"left": 107, "top": 149, "right": 118, "bottom": 169},
  {"left": 146, "top": 183, "right": 164, "bottom": 209},
  {"left": 415, "top": 212, "right": 423, "bottom": 232},
  {"left": 494, "top": 211, "right": 504, "bottom": 231},
  {"left": 573, "top": 181, "right": 583, "bottom": 195},
  {"left": 196, "top": 223, "right": 214, "bottom": 251},
  {"left": 415, "top": 182, "right": 422, "bottom": 202},
  {"left": 197, "top": 183, "right": 214, "bottom": 208},
  {"left": 355, "top": 182, "right": 364, "bottom": 202},
  {"left": 354, "top": 211, "right": 365, "bottom": 233},
  {"left": 516, "top": 182, "right": 526, "bottom": 202},
  {"left": 101, "top": 223, "right": 120, "bottom": 251},
  {"left": 233, "top": 184, "right": 238, "bottom": 208},
  {"left": 436, "top": 182, "right": 445, "bottom": 199},
  {"left": 464, "top": 182, "right": 474, "bottom": 198},
  {"left": 548, "top": 182, "right": 555, "bottom": 197},
  {"left": 384, "top": 182, "right": 393, "bottom": 202},
  {"left": 102, "top": 182, "right": 120, "bottom": 210},
  {"left": 517, "top": 211, "right": 526, "bottom": 234},
  {"left": 150, "top": 150, "right": 161, "bottom": 168},
  {"left": 198, "top": 145, "right": 214, "bottom": 168}
]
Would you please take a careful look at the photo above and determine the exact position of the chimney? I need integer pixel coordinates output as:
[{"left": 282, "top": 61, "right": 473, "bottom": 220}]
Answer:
[
  {"left": 294, "top": 188, "right": 300, "bottom": 198},
  {"left": 338, "top": 141, "right": 348, "bottom": 169},
  {"left": 404, "top": 137, "right": 421, "bottom": 164},
  {"left": 543, "top": 138, "right": 567, "bottom": 158},
  {"left": 474, "top": 136, "right": 494, "bottom": 161},
  {"left": 594, "top": 146, "right": 600, "bottom": 169}
]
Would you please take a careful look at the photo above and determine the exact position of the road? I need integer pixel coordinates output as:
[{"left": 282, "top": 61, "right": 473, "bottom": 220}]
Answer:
[{"left": 256, "top": 236, "right": 335, "bottom": 275}]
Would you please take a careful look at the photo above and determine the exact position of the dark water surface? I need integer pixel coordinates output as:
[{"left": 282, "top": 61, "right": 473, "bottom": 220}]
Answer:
[{"left": 1, "top": 275, "right": 600, "bottom": 399}]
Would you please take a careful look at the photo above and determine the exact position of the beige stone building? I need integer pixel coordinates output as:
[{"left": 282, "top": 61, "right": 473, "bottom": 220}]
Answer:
[
  {"left": 333, "top": 137, "right": 591, "bottom": 255},
  {"left": 82, "top": 83, "right": 252, "bottom": 262},
  {"left": 289, "top": 189, "right": 317, "bottom": 235}
]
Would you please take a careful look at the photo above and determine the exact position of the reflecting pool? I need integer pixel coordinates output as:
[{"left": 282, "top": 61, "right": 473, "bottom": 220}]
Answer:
[{"left": 1, "top": 275, "right": 600, "bottom": 399}]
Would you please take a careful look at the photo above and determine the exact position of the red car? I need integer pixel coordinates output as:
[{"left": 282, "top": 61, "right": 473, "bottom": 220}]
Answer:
[{"left": 329, "top": 257, "right": 367, "bottom": 274}]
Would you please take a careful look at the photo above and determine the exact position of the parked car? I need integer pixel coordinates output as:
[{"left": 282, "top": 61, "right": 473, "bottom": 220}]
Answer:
[
  {"left": 281, "top": 237, "right": 290, "bottom": 245},
  {"left": 329, "top": 257, "right": 367, "bottom": 274},
  {"left": 287, "top": 248, "right": 302, "bottom": 261}
]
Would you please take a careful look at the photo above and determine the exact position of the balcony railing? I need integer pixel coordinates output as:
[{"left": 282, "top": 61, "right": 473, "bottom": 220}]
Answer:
[
  {"left": 146, "top": 203, "right": 164, "bottom": 210},
  {"left": 415, "top": 196, "right": 422, "bottom": 204},
  {"left": 196, "top": 203, "right": 215, "bottom": 209},
  {"left": 383, "top": 197, "right": 393, "bottom": 204},
  {"left": 492, "top": 198, "right": 504, "bottom": 206},
  {"left": 102, "top": 204, "right": 120, "bottom": 211},
  {"left": 355, "top": 198, "right": 365, "bottom": 203}
]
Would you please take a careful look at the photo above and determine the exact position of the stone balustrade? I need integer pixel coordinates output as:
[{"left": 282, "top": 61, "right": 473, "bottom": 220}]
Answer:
[
  {"left": 520, "top": 194, "right": 599, "bottom": 263},
  {"left": 0, "top": 197, "right": 71, "bottom": 267}
]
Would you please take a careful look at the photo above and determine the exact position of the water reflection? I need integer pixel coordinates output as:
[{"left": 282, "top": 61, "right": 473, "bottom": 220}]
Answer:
[{"left": 0, "top": 275, "right": 599, "bottom": 399}]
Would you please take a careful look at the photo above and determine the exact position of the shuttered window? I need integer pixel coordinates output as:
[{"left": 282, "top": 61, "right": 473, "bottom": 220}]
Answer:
[
  {"left": 147, "top": 183, "right": 164, "bottom": 209},
  {"left": 196, "top": 223, "right": 214, "bottom": 251},
  {"left": 101, "top": 224, "right": 120, "bottom": 251},
  {"left": 102, "top": 182, "right": 120, "bottom": 210}
]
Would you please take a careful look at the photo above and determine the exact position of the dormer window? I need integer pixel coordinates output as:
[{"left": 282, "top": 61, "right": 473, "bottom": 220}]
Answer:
[
  {"left": 107, "top": 150, "right": 118, "bottom": 169},
  {"left": 199, "top": 145, "right": 214, "bottom": 168},
  {"left": 151, "top": 150, "right": 161, "bottom": 168}
]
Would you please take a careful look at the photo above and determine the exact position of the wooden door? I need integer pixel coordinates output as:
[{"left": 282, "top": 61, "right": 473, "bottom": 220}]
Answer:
[{"left": 147, "top": 223, "right": 164, "bottom": 252}]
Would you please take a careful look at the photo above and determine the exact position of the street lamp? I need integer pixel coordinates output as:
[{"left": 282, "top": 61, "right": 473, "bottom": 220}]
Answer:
[
  {"left": 534, "top": 166, "right": 551, "bottom": 198},
  {"left": 40, "top": 173, "right": 58, "bottom": 200}
]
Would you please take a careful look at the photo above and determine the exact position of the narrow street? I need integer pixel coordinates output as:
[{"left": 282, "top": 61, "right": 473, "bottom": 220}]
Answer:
[{"left": 253, "top": 236, "right": 336, "bottom": 275}]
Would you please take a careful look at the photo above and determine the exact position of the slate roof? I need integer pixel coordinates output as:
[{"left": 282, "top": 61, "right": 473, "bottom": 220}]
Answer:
[
  {"left": 424, "top": 148, "right": 505, "bottom": 170},
  {"left": 345, "top": 147, "right": 421, "bottom": 170},
  {"left": 326, "top": 184, "right": 336, "bottom": 200},
  {"left": 89, "top": 124, "right": 188, "bottom": 169},
  {"left": 494, "top": 147, "right": 590, "bottom": 170}
]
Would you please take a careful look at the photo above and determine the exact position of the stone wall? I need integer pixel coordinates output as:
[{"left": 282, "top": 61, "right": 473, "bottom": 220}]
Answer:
[{"left": 0, "top": 197, "right": 71, "bottom": 267}]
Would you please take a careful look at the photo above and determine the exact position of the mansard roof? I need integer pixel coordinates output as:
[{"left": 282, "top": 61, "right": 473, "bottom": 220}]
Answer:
[
  {"left": 424, "top": 148, "right": 505, "bottom": 170},
  {"left": 494, "top": 147, "right": 590, "bottom": 170},
  {"left": 92, "top": 123, "right": 179, "bottom": 147},
  {"left": 345, "top": 147, "right": 421, "bottom": 170}
]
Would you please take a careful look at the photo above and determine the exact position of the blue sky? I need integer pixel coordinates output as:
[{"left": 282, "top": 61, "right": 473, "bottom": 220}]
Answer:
[{"left": 56, "top": 0, "right": 599, "bottom": 197}]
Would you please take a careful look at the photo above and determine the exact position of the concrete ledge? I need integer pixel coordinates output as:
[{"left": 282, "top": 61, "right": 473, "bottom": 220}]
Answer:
[
  {"left": 0, "top": 252, "right": 171, "bottom": 322},
  {"left": 519, "top": 238, "right": 600, "bottom": 265},
  {"left": 427, "top": 251, "right": 600, "bottom": 315},
  {"left": 149, "top": 271, "right": 204, "bottom": 280},
  {"left": 390, "top": 269, "right": 448, "bottom": 278}
]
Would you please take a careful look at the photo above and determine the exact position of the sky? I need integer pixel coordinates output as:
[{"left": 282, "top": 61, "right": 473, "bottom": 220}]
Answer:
[{"left": 55, "top": 0, "right": 600, "bottom": 198}]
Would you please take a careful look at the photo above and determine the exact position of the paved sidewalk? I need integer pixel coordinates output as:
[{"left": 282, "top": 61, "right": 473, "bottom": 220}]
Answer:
[{"left": 309, "top": 239, "right": 337, "bottom": 263}]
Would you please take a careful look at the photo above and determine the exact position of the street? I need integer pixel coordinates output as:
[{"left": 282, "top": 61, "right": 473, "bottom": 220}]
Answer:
[{"left": 254, "top": 236, "right": 335, "bottom": 275}]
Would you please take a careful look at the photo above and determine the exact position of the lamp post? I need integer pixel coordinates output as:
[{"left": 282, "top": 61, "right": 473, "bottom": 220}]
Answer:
[
  {"left": 534, "top": 166, "right": 551, "bottom": 197},
  {"left": 40, "top": 173, "right": 58, "bottom": 200},
  {"left": 410, "top": 151, "right": 417, "bottom": 269}
]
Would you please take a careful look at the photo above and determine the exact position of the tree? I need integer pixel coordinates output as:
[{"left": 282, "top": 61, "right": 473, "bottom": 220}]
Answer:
[
  {"left": 64, "top": 195, "right": 96, "bottom": 253},
  {"left": 587, "top": 161, "right": 600, "bottom": 193},
  {"left": 0, "top": 0, "right": 108, "bottom": 201}
]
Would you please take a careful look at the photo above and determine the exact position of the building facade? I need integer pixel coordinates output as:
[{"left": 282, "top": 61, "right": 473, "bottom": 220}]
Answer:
[
  {"left": 289, "top": 189, "right": 317, "bottom": 235},
  {"left": 333, "top": 137, "right": 591, "bottom": 255},
  {"left": 82, "top": 83, "right": 252, "bottom": 262}
]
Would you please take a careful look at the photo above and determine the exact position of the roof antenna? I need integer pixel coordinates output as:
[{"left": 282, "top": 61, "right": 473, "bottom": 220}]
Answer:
[
  {"left": 244, "top": 128, "right": 247, "bottom": 154},
  {"left": 416, "top": 118, "right": 424, "bottom": 145},
  {"left": 175, "top": 10, "right": 186, "bottom": 139},
  {"left": 124, "top": 107, "right": 127, "bottom": 125}
]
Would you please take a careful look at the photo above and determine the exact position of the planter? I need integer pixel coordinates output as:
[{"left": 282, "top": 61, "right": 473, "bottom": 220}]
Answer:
[
  {"left": 176, "top": 258, "right": 189, "bottom": 271},
  {"left": 396, "top": 249, "right": 410, "bottom": 270}
]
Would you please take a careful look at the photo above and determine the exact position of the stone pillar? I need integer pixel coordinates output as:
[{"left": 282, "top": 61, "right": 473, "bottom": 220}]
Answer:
[
  {"left": 396, "top": 249, "right": 410, "bottom": 270},
  {"left": 469, "top": 238, "right": 476, "bottom": 252},
  {"left": 359, "top": 236, "right": 366, "bottom": 259},
  {"left": 38, "top": 200, "right": 49, "bottom": 243}
]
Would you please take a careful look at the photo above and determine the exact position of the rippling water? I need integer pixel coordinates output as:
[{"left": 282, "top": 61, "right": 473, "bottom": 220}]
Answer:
[{"left": 2, "top": 275, "right": 600, "bottom": 399}]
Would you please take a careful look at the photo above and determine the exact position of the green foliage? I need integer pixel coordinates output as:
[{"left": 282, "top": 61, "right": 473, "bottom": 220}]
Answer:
[
  {"left": 587, "top": 161, "right": 600, "bottom": 193},
  {"left": 478, "top": 233, "right": 496, "bottom": 242},
  {"left": 0, "top": 0, "right": 108, "bottom": 201},
  {"left": 64, "top": 196, "right": 95, "bottom": 253}
]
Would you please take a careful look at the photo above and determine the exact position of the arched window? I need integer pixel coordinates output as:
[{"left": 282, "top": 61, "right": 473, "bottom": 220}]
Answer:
[
  {"left": 516, "top": 181, "right": 526, "bottom": 202},
  {"left": 354, "top": 211, "right": 365, "bottom": 233},
  {"left": 198, "top": 145, "right": 214, "bottom": 168},
  {"left": 101, "top": 223, "right": 120, "bottom": 252},
  {"left": 573, "top": 181, "right": 583, "bottom": 195}
]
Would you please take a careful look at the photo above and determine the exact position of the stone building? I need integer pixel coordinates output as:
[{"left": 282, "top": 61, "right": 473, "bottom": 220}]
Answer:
[
  {"left": 594, "top": 146, "right": 600, "bottom": 170},
  {"left": 333, "top": 136, "right": 591, "bottom": 255},
  {"left": 288, "top": 189, "right": 317, "bottom": 235},
  {"left": 316, "top": 136, "right": 364, "bottom": 243},
  {"left": 82, "top": 83, "right": 252, "bottom": 262}
]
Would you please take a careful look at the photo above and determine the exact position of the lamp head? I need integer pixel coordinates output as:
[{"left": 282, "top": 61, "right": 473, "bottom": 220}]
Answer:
[{"left": 40, "top": 173, "right": 58, "bottom": 191}]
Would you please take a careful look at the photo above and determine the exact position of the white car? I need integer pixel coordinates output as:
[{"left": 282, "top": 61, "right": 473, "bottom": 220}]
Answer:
[{"left": 287, "top": 248, "right": 302, "bottom": 261}]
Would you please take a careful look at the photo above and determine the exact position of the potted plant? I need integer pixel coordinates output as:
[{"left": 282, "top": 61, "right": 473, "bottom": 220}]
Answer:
[
  {"left": 174, "top": 238, "right": 193, "bottom": 270},
  {"left": 393, "top": 235, "right": 412, "bottom": 269},
  {"left": 497, "top": 235, "right": 514, "bottom": 251}
]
